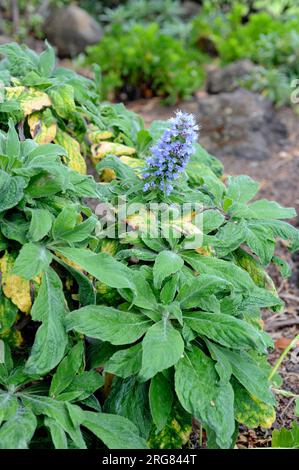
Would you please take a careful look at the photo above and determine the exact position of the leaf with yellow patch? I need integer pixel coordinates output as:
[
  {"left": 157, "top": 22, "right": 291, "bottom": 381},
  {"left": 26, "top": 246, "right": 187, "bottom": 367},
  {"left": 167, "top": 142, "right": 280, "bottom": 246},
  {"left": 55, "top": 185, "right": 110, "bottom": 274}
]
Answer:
[
  {"left": 119, "top": 156, "right": 144, "bottom": 177},
  {"left": 87, "top": 126, "right": 113, "bottom": 144},
  {"left": 91, "top": 142, "right": 136, "bottom": 165},
  {"left": 55, "top": 130, "right": 86, "bottom": 175},
  {"left": 0, "top": 252, "right": 32, "bottom": 314},
  {"left": 20, "top": 88, "right": 51, "bottom": 116},
  {"left": 28, "top": 110, "right": 57, "bottom": 144},
  {"left": 234, "top": 382, "right": 276, "bottom": 428}
]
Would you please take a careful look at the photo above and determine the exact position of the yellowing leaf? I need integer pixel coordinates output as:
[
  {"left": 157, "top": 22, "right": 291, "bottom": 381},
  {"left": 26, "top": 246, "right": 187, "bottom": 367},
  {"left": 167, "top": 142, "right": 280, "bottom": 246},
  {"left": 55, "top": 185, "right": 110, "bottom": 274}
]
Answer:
[
  {"left": 87, "top": 126, "right": 113, "bottom": 144},
  {"left": 119, "top": 156, "right": 144, "bottom": 177},
  {"left": 126, "top": 209, "right": 157, "bottom": 232},
  {"left": 234, "top": 385, "right": 276, "bottom": 429},
  {"left": 28, "top": 111, "right": 57, "bottom": 144},
  {"left": 100, "top": 168, "right": 116, "bottom": 182},
  {"left": 55, "top": 130, "right": 86, "bottom": 175},
  {"left": 5, "top": 86, "right": 51, "bottom": 116},
  {"left": 0, "top": 328, "right": 23, "bottom": 347},
  {"left": 91, "top": 142, "right": 136, "bottom": 165},
  {"left": 0, "top": 252, "right": 32, "bottom": 314},
  {"left": 54, "top": 252, "right": 83, "bottom": 272}
]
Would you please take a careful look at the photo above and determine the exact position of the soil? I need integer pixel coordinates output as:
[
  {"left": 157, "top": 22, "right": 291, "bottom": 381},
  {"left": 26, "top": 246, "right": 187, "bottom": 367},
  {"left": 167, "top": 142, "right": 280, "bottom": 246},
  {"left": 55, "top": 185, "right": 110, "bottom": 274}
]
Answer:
[{"left": 127, "top": 93, "right": 299, "bottom": 448}]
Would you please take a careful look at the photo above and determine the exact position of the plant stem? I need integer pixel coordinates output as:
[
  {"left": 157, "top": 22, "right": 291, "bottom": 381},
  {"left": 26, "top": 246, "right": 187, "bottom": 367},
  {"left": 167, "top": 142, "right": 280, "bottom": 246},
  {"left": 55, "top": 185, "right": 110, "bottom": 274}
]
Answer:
[
  {"left": 199, "top": 424, "right": 203, "bottom": 447},
  {"left": 269, "top": 333, "right": 299, "bottom": 381}
]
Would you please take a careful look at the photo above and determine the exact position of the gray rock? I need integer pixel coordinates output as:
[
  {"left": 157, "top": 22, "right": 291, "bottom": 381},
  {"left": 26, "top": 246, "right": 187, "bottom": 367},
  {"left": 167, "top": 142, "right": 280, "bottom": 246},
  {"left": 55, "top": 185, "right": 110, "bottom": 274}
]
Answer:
[
  {"left": 197, "top": 89, "right": 288, "bottom": 160},
  {"left": 44, "top": 5, "right": 102, "bottom": 58},
  {"left": 206, "top": 60, "right": 256, "bottom": 94},
  {"left": 0, "top": 35, "right": 13, "bottom": 45}
]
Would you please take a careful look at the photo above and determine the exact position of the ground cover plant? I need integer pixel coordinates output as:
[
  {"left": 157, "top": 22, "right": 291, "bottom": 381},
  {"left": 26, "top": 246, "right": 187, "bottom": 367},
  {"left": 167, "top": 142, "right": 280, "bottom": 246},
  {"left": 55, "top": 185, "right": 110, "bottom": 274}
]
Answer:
[
  {"left": 84, "top": 23, "right": 205, "bottom": 103},
  {"left": 191, "top": 3, "right": 299, "bottom": 105},
  {"left": 1, "top": 43, "right": 299, "bottom": 449}
]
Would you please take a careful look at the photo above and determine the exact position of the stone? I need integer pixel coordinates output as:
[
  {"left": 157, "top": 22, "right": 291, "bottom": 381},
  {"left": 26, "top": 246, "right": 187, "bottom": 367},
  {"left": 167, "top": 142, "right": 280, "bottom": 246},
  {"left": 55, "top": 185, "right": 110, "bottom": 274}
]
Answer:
[
  {"left": 197, "top": 89, "right": 288, "bottom": 161},
  {"left": 44, "top": 5, "right": 102, "bottom": 58},
  {"left": 206, "top": 59, "right": 257, "bottom": 94}
]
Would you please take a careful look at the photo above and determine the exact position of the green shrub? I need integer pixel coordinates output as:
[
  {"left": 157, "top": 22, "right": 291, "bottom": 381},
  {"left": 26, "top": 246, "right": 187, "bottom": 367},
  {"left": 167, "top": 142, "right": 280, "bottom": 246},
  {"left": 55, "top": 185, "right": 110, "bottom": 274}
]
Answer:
[
  {"left": 84, "top": 23, "right": 205, "bottom": 104},
  {"left": 1, "top": 43, "right": 299, "bottom": 449}
]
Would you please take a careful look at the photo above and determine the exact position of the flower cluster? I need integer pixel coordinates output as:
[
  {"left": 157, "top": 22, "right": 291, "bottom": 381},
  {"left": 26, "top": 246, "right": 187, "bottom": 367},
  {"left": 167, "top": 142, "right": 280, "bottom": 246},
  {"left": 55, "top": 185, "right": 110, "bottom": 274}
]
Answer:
[{"left": 143, "top": 111, "right": 198, "bottom": 195}]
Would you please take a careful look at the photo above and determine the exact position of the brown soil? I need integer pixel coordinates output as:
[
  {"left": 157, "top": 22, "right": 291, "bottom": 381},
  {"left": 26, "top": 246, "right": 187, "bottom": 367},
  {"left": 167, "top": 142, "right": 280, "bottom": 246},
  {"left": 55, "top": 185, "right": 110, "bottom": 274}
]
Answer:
[{"left": 127, "top": 94, "right": 299, "bottom": 448}]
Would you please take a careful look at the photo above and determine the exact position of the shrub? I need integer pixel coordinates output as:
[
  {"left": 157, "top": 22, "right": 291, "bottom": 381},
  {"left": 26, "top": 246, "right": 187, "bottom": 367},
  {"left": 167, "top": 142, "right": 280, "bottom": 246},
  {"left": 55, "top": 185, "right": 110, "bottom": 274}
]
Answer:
[
  {"left": 1, "top": 44, "right": 299, "bottom": 449},
  {"left": 84, "top": 23, "right": 205, "bottom": 104},
  {"left": 0, "top": 42, "right": 148, "bottom": 175}
]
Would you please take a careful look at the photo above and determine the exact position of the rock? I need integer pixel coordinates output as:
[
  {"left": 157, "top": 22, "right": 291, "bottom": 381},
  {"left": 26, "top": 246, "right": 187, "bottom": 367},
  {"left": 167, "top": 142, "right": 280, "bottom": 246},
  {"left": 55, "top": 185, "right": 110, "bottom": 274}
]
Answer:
[
  {"left": 44, "top": 5, "right": 102, "bottom": 58},
  {"left": 0, "top": 35, "right": 13, "bottom": 45},
  {"left": 206, "top": 60, "right": 256, "bottom": 94},
  {"left": 181, "top": 1, "right": 200, "bottom": 19},
  {"left": 197, "top": 89, "right": 288, "bottom": 160}
]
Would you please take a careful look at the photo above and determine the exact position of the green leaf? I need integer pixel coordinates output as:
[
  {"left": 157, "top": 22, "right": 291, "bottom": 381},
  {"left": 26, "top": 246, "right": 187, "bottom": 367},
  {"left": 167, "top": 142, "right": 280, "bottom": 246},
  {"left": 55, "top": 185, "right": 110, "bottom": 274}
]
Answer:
[
  {"left": 245, "top": 223, "right": 275, "bottom": 265},
  {"left": 139, "top": 320, "right": 184, "bottom": 381},
  {"left": 226, "top": 175, "right": 259, "bottom": 203},
  {"left": 183, "top": 311, "right": 268, "bottom": 352},
  {"left": 1, "top": 213, "right": 29, "bottom": 244},
  {"left": 149, "top": 373, "right": 173, "bottom": 432},
  {"left": 153, "top": 251, "right": 184, "bottom": 289},
  {"left": 199, "top": 209, "right": 225, "bottom": 234},
  {"left": 25, "top": 268, "right": 68, "bottom": 375},
  {"left": 22, "top": 395, "right": 86, "bottom": 449},
  {"left": 272, "top": 256, "right": 291, "bottom": 278},
  {"left": 44, "top": 417, "right": 68, "bottom": 449},
  {"left": 105, "top": 343, "right": 142, "bottom": 378},
  {"left": 38, "top": 41, "right": 55, "bottom": 77},
  {"left": 0, "top": 170, "right": 25, "bottom": 213},
  {"left": 0, "top": 391, "right": 19, "bottom": 425},
  {"left": 209, "top": 345, "right": 275, "bottom": 405},
  {"left": 54, "top": 255, "right": 96, "bottom": 306},
  {"left": 104, "top": 376, "right": 152, "bottom": 439},
  {"left": 272, "top": 422, "right": 299, "bottom": 449},
  {"left": 175, "top": 346, "right": 235, "bottom": 449},
  {"left": 50, "top": 341, "right": 84, "bottom": 398},
  {"left": 28, "top": 208, "right": 53, "bottom": 242},
  {"left": 54, "top": 247, "right": 136, "bottom": 291},
  {"left": 13, "top": 243, "right": 52, "bottom": 279},
  {"left": 52, "top": 206, "right": 96, "bottom": 243},
  {"left": 82, "top": 411, "right": 148, "bottom": 449},
  {"left": 65, "top": 305, "right": 152, "bottom": 345},
  {"left": 182, "top": 251, "right": 255, "bottom": 292},
  {"left": 0, "top": 406, "right": 37, "bottom": 449},
  {"left": 58, "top": 370, "right": 104, "bottom": 401},
  {"left": 176, "top": 275, "right": 232, "bottom": 309},
  {"left": 6, "top": 119, "right": 20, "bottom": 159}
]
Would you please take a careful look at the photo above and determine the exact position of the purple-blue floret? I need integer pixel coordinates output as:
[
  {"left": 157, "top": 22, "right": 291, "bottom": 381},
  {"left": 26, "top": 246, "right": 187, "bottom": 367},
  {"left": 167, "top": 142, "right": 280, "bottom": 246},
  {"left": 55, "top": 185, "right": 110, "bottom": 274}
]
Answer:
[{"left": 143, "top": 111, "right": 198, "bottom": 195}]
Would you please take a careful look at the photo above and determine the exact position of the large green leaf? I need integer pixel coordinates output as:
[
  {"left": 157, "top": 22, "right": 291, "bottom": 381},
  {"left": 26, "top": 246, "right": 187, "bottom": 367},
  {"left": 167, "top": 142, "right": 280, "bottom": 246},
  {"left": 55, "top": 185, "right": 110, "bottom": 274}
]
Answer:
[
  {"left": 65, "top": 305, "right": 152, "bottom": 345},
  {"left": 52, "top": 206, "right": 96, "bottom": 244},
  {"left": 183, "top": 311, "right": 269, "bottom": 352},
  {"left": 0, "top": 406, "right": 37, "bottom": 449},
  {"left": 104, "top": 376, "right": 152, "bottom": 439},
  {"left": 176, "top": 275, "right": 232, "bottom": 309},
  {"left": 25, "top": 268, "right": 68, "bottom": 375},
  {"left": 139, "top": 320, "right": 184, "bottom": 381},
  {"left": 182, "top": 251, "right": 255, "bottom": 292},
  {"left": 13, "top": 242, "right": 52, "bottom": 279},
  {"left": 54, "top": 247, "right": 136, "bottom": 291},
  {"left": 28, "top": 208, "right": 53, "bottom": 242},
  {"left": 226, "top": 175, "right": 259, "bottom": 204},
  {"left": 175, "top": 346, "right": 235, "bottom": 449},
  {"left": 82, "top": 411, "right": 148, "bottom": 449},
  {"left": 105, "top": 343, "right": 142, "bottom": 378},
  {"left": 149, "top": 373, "right": 173, "bottom": 432},
  {"left": 153, "top": 251, "right": 184, "bottom": 289},
  {"left": 209, "top": 345, "right": 275, "bottom": 405},
  {"left": 50, "top": 341, "right": 84, "bottom": 398},
  {"left": 0, "top": 170, "right": 25, "bottom": 213}
]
